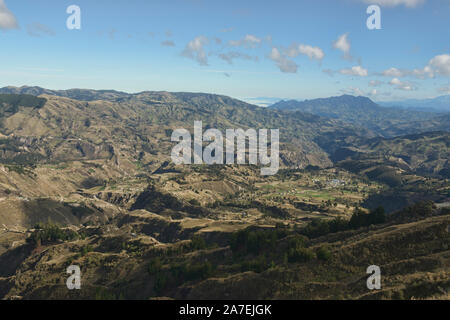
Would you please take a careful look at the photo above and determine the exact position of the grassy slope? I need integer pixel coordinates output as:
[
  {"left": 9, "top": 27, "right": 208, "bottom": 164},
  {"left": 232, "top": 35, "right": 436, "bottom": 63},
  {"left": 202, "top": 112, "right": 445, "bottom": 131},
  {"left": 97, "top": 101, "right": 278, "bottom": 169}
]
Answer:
[{"left": 0, "top": 208, "right": 448, "bottom": 300}]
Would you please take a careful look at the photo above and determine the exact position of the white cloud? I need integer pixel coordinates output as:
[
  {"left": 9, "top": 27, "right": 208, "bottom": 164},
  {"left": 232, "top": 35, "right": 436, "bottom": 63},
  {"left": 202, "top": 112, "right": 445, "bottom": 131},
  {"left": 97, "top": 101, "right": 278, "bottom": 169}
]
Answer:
[
  {"left": 333, "top": 33, "right": 351, "bottom": 60},
  {"left": 381, "top": 54, "right": 449, "bottom": 79},
  {"left": 269, "top": 47, "right": 298, "bottom": 73},
  {"left": 389, "top": 78, "right": 402, "bottom": 85},
  {"left": 161, "top": 40, "right": 175, "bottom": 47},
  {"left": 339, "top": 65, "right": 368, "bottom": 77},
  {"left": 299, "top": 45, "right": 324, "bottom": 61},
  {"left": 229, "top": 34, "right": 262, "bottom": 49},
  {"left": 389, "top": 78, "right": 416, "bottom": 91},
  {"left": 429, "top": 54, "right": 450, "bottom": 76},
  {"left": 341, "top": 87, "right": 381, "bottom": 97},
  {"left": 108, "top": 29, "right": 117, "bottom": 40},
  {"left": 369, "top": 80, "right": 383, "bottom": 87},
  {"left": 286, "top": 43, "right": 324, "bottom": 62},
  {"left": 437, "top": 86, "right": 450, "bottom": 94},
  {"left": 182, "top": 36, "right": 209, "bottom": 66},
  {"left": 381, "top": 66, "right": 432, "bottom": 79},
  {"left": 410, "top": 65, "right": 434, "bottom": 79},
  {"left": 218, "top": 51, "right": 258, "bottom": 64},
  {"left": 0, "top": 0, "right": 18, "bottom": 30},
  {"left": 382, "top": 67, "right": 405, "bottom": 77},
  {"left": 361, "top": 0, "right": 425, "bottom": 8},
  {"left": 438, "top": 86, "right": 450, "bottom": 94},
  {"left": 220, "top": 27, "right": 233, "bottom": 33},
  {"left": 340, "top": 87, "right": 365, "bottom": 96}
]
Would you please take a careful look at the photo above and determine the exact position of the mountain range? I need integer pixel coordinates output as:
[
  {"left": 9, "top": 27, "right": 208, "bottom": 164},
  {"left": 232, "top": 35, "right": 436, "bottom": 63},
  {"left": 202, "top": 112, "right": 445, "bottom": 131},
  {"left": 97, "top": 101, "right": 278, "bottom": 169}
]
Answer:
[
  {"left": 0, "top": 88, "right": 370, "bottom": 171},
  {"left": 269, "top": 94, "right": 450, "bottom": 137},
  {"left": 0, "top": 86, "right": 448, "bottom": 173},
  {"left": 0, "top": 86, "right": 131, "bottom": 102},
  {"left": 378, "top": 95, "right": 450, "bottom": 113},
  {"left": 0, "top": 85, "right": 448, "bottom": 300}
]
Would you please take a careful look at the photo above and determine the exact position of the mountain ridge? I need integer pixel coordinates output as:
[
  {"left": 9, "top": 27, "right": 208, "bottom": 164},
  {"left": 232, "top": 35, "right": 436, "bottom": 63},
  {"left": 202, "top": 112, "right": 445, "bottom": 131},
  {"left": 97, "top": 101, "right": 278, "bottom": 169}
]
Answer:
[
  {"left": 378, "top": 95, "right": 450, "bottom": 112},
  {"left": 269, "top": 94, "right": 447, "bottom": 137}
]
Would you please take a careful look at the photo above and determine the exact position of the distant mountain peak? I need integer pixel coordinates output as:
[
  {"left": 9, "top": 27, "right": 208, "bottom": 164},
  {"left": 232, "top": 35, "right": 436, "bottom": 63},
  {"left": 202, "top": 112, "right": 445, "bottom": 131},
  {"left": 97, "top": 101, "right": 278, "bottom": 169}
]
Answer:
[
  {"left": 378, "top": 95, "right": 450, "bottom": 112},
  {"left": 267, "top": 94, "right": 445, "bottom": 136},
  {"left": 269, "top": 94, "right": 378, "bottom": 110}
]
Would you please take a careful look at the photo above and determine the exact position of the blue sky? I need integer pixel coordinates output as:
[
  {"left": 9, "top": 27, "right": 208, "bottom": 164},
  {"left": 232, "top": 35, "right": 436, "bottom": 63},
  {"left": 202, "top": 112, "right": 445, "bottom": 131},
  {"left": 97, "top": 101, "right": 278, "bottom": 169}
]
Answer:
[{"left": 0, "top": 0, "right": 449, "bottom": 103}]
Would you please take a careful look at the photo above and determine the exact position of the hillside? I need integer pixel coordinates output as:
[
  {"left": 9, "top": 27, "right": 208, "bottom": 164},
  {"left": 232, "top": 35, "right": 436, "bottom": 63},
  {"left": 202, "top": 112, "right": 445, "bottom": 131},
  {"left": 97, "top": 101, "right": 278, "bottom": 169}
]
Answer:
[
  {"left": 378, "top": 95, "right": 450, "bottom": 113},
  {"left": 382, "top": 114, "right": 450, "bottom": 137},
  {"left": 334, "top": 131, "right": 450, "bottom": 176},
  {"left": 0, "top": 91, "right": 377, "bottom": 170},
  {"left": 0, "top": 88, "right": 447, "bottom": 300},
  {"left": 333, "top": 131, "right": 450, "bottom": 212},
  {"left": 0, "top": 201, "right": 448, "bottom": 300}
]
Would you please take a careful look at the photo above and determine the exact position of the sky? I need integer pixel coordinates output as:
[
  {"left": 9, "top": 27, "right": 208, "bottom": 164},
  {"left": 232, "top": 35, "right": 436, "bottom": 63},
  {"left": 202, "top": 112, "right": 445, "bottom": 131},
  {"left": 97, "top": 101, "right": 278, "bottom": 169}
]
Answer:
[{"left": 0, "top": 0, "right": 449, "bottom": 104}]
